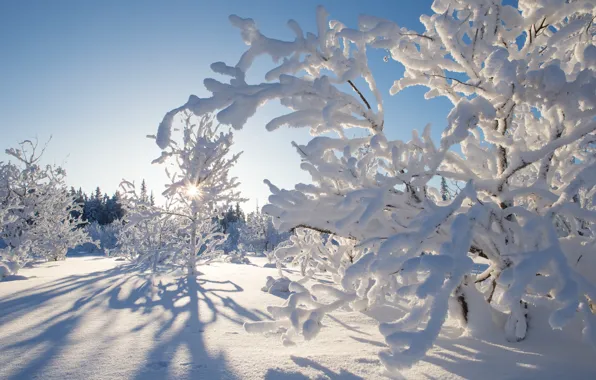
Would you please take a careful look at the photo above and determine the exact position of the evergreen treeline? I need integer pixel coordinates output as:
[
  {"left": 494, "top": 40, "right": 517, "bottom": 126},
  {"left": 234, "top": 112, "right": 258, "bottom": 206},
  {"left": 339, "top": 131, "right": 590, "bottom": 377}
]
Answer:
[
  {"left": 219, "top": 203, "right": 246, "bottom": 233},
  {"left": 70, "top": 186, "right": 126, "bottom": 226},
  {"left": 70, "top": 179, "right": 247, "bottom": 232},
  {"left": 70, "top": 180, "right": 154, "bottom": 225}
]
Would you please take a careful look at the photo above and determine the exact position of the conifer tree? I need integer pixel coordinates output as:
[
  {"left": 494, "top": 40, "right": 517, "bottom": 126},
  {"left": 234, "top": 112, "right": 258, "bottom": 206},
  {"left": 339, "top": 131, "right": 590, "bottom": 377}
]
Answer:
[
  {"left": 140, "top": 179, "right": 148, "bottom": 203},
  {"left": 440, "top": 176, "right": 449, "bottom": 201}
]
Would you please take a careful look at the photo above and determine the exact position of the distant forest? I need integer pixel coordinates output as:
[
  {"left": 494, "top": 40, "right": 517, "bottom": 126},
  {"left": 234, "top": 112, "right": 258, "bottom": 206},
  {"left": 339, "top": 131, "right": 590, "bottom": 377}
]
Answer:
[{"left": 71, "top": 180, "right": 250, "bottom": 234}]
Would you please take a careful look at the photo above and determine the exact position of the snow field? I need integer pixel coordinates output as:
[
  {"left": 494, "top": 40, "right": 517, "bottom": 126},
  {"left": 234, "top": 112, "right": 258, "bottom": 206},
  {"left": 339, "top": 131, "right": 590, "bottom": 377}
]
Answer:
[{"left": 1, "top": 256, "right": 595, "bottom": 379}]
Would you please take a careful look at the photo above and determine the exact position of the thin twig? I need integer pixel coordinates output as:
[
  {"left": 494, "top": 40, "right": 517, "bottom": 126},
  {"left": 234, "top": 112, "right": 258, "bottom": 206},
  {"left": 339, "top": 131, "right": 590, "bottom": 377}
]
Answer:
[
  {"left": 426, "top": 73, "right": 486, "bottom": 91},
  {"left": 347, "top": 80, "right": 372, "bottom": 110},
  {"left": 400, "top": 32, "right": 434, "bottom": 41},
  {"left": 291, "top": 224, "right": 358, "bottom": 241}
]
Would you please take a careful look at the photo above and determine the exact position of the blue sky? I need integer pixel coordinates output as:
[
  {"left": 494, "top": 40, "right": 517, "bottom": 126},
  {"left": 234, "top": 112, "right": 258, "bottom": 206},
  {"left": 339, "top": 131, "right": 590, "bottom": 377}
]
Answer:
[{"left": 0, "top": 0, "right": 456, "bottom": 210}]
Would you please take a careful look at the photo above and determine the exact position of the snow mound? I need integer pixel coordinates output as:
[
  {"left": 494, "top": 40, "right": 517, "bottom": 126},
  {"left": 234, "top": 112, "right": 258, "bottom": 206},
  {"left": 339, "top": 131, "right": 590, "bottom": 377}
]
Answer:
[
  {"left": 263, "top": 262, "right": 285, "bottom": 269},
  {"left": 261, "top": 275, "right": 291, "bottom": 293},
  {"left": 223, "top": 254, "right": 251, "bottom": 265},
  {"left": 0, "top": 263, "right": 10, "bottom": 280},
  {"left": 0, "top": 261, "right": 20, "bottom": 281}
]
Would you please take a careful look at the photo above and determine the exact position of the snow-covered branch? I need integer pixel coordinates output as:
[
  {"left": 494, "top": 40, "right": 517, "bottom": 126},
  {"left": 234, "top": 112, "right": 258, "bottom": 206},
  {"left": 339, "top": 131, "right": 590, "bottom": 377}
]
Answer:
[{"left": 159, "top": 0, "right": 596, "bottom": 374}]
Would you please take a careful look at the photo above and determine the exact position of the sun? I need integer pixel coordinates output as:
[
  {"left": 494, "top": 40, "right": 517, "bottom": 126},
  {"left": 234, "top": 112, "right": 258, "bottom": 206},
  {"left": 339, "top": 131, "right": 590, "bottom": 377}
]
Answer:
[{"left": 185, "top": 184, "right": 202, "bottom": 198}]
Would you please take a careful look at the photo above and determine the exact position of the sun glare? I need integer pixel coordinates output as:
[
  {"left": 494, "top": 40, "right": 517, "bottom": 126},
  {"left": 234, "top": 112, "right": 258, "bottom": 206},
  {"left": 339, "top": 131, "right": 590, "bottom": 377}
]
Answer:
[{"left": 185, "top": 184, "right": 201, "bottom": 198}]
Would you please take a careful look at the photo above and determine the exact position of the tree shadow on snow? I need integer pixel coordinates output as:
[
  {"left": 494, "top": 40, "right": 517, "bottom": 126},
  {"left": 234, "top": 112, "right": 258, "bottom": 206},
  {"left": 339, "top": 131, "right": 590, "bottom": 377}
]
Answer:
[
  {"left": 1, "top": 274, "right": 29, "bottom": 282},
  {"left": 263, "top": 356, "right": 364, "bottom": 379},
  {"left": 0, "top": 265, "right": 134, "bottom": 379},
  {"left": 327, "top": 314, "right": 371, "bottom": 336},
  {"left": 0, "top": 264, "right": 270, "bottom": 380},
  {"left": 265, "top": 289, "right": 292, "bottom": 300},
  {"left": 417, "top": 326, "right": 596, "bottom": 379},
  {"left": 110, "top": 275, "right": 247, "bottom": 380}
]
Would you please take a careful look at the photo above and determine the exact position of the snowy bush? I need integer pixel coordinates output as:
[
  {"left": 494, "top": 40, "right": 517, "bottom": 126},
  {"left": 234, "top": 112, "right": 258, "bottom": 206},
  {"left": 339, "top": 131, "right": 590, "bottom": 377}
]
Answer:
[
  {"left": 274, "top": 228, "right": 361, "bottom": 281},
  {"left": 116, "top": 184, "right": 178, "bottom": 270},
  {"left": 222, "top": 250, "right": 251, "bottom": 264},
  {"left": 27, "top": 185, "right": 92, "bottom": 261},
  {"left": 262, "top": 275, "right": 292, "bottom": 294},
  {"left": 159, "top": 0, "right": 596, "bottom": 375},
  {"left": 0, "top": 140, "right": 92, "bottom": 270},
  {"left": 85, "top": 221, "right": 122, "bottom": 252},
  {"left": 241, "top": 208, "right": 287, "bottom": 252},
  {"left": 0, "top": 262, "right": 11, "bottom": 280}
]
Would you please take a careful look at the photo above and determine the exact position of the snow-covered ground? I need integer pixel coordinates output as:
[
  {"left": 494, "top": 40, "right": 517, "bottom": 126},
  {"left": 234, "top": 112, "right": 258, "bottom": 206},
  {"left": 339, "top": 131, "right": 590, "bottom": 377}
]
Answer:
[{"left": 1, "top": 256, "right": 595, "bottom": 379}]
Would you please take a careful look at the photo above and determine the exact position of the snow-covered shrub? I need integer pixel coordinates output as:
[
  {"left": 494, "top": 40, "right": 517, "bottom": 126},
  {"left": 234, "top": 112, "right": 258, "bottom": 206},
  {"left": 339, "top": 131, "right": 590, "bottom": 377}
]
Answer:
[
  {"left": 222, "top": 250, "right": 251, "bottom": 264},
  {"left": 27, "top": 186, "right": 91, "bottom": 261},
  {"left": 241, "top": 209, "right": 286, "bottom": 252},
  {"left": 272, "top": 228, "right": 361, "bottom": 283},
  {"left": 262, "top": 276, "right": 292, "bottom": 294},
  {"left": 116, "top": 183, "right": 178, "bottom": 270},
  {"left": 159, "top": 0, "right": 596, "bottom": 375},
  {"left": 261, "top": 229, "right": 361, "bottom": 302},
  {"left": 237, "top": 243, "right": 262, "bottom": 257},
  {"left": 85, "top": 221, "right": 122, "bottom": 252},
  {"left": 0, "top": 262, "right": 11, "bottom": 280},
  {"left": 0, "top": 140, "right": 92, "bottom": 269}
]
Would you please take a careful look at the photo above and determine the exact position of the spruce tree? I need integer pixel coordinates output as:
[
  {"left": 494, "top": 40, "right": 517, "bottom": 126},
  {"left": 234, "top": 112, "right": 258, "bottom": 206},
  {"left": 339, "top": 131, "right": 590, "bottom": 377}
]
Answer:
[
  {"left": 94, "top": 187, "right": 102, "bottom": 200},
  {"left": 140, "top": 179, "right": 148, "bottom": 203},
  {"left": 440, "top": 176, "right": 449, "bottom": 201}
]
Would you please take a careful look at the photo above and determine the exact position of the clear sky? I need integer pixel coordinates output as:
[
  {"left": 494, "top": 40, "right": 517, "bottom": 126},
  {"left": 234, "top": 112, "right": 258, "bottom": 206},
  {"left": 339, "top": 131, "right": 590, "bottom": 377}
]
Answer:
[{"left": 0, "top": 0, "right": 459, "bottom": 210}]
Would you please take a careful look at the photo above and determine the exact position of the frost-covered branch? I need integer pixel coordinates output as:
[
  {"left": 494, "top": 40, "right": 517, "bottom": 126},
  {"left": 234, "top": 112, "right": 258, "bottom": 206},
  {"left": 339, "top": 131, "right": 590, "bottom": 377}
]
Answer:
[{"left": 159, "top": 0, "right": 596, "bottom": 375}]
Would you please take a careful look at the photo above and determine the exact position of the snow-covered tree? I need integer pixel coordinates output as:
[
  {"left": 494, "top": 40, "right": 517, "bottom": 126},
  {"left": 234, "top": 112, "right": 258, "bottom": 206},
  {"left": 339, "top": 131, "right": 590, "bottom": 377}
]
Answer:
[
  {"left": 0, "top": 140, "right": 92, "bottom": 273},
  {"left": 0, "top": 163, "right": 19, "bottom": 279},
  {"left": 218, "top": 203, "right": 245, "bottom": 252},
  {"left": 86, "top": 221, "right": 122, "bottom": 253},
  {"left": 149, "top": 112, "right": 246, "bottom": 274},
  {"left": 27, "top": 187, "right": 91, "bottom": 261},
  {"left": 117, "top": 180, "right": 181, "bottom": 271},
  {"left": 242, "top": 207, "right": 287, "bottom": 252},
  {"left": 158, "top": 0, "right": 596, "bottom": 375}
]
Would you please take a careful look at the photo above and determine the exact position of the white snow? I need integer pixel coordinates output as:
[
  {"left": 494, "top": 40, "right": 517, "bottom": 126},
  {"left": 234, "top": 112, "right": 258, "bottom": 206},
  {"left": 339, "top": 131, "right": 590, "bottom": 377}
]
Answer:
[{"left": 1, "top": 256, "right": 595, "bottom": 380}]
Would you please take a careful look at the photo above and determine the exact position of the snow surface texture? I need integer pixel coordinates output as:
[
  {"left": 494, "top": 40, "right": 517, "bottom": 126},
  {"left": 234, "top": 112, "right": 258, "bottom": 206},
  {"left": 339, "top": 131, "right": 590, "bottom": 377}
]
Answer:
[
  {"left": 157, "top": 0, "right": 596, "bottom": 374},
  {"left": 1, "top": 257, "right": 595, "bottom": 380}
]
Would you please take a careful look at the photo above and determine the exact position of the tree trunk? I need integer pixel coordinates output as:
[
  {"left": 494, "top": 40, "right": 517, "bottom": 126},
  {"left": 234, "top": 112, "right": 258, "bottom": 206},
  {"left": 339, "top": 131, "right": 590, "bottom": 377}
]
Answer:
[
  {"left": 452, "top": 277, "right": 500, "bottom": 337},
  {"left": 152, "top": 250, "right": 159, "bottom": 273},
  {"left": 188, "top": 216, "right": 197, "bottom": 275},
  {"left": 505, "top": 301, "right": 528, "bottom": 342}
]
